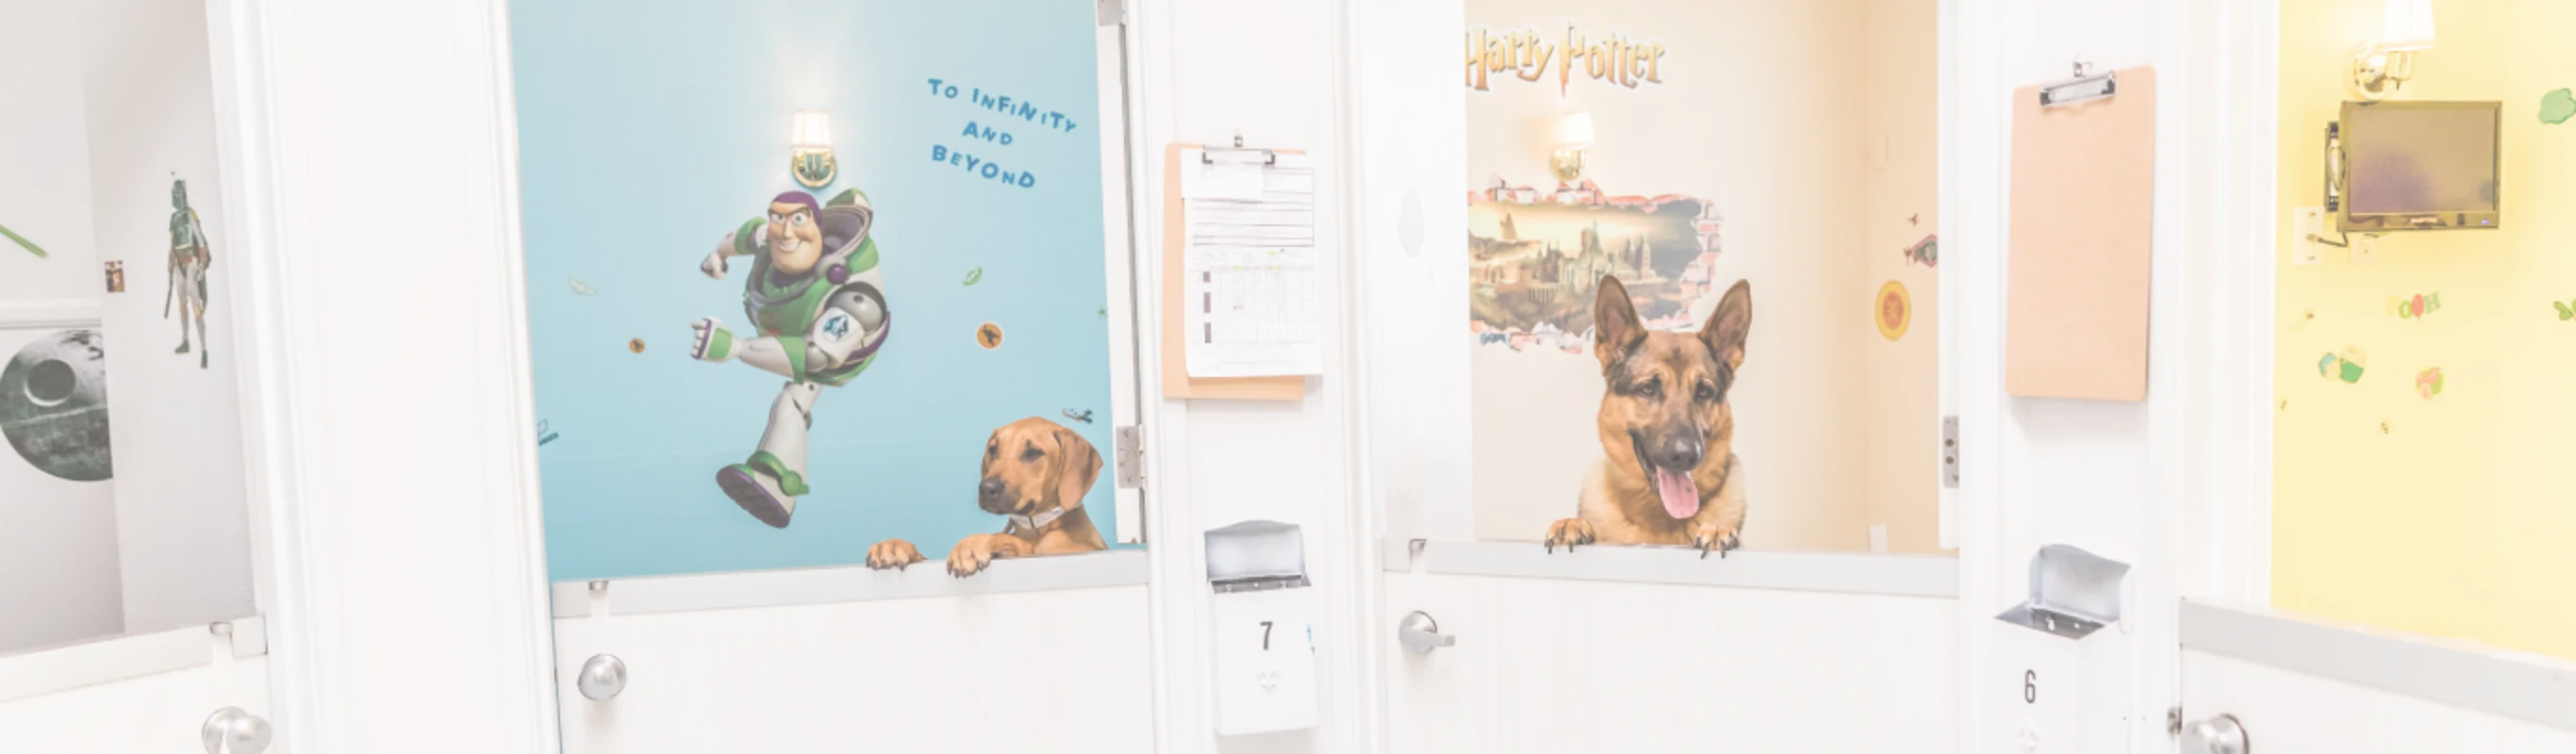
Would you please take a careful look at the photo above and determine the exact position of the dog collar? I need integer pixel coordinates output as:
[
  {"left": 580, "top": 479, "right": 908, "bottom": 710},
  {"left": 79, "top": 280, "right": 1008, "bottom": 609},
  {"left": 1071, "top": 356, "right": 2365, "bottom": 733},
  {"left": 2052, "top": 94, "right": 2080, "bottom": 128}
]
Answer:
[{"left": 1010, "top": 507, "right": 1066, "bottom": 533}]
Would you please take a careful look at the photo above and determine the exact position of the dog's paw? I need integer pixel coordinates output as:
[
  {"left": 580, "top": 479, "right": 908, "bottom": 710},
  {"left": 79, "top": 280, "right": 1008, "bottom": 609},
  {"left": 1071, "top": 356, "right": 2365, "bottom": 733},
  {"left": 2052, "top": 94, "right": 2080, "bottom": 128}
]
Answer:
[
  {"left": 866, "top": 538, "right": 924, "bottom": 570},
  {"left": 946, "top": 535, "right": 1028, "bottom": 578},
  {"left": 1543, "top": 518, "right": 1596, "bottom": 553},
  {"left": 1689, "top": 521, "right": 1742, "bottom": 559}
]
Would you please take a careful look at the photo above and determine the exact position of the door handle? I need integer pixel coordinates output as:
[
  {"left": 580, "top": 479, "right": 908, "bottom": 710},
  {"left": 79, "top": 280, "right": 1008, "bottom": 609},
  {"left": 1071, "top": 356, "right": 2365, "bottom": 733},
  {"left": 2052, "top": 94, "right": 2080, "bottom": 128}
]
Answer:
[
  {"left": 201, "top": 707, "right": 272, "bottom": 754},
  {"left": 1396, "top": 611, "right": 1455, "bottom": 654},
  {"left": 578, "top": 653, "right": 629, "bottom": 700},
  {"left": 2181, "top": 713, "right": 2249, "bottom": 754}
]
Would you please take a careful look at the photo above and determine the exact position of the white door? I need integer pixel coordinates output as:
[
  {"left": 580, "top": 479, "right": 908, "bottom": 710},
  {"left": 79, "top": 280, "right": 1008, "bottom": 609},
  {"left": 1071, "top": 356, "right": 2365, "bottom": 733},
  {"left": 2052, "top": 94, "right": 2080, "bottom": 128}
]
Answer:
[
  {"left": 505, "top": 4, "right": 1163, "bottom": 751},
  {"left": 1353, "top": 0, "right": 1968, "bottom": 750}
]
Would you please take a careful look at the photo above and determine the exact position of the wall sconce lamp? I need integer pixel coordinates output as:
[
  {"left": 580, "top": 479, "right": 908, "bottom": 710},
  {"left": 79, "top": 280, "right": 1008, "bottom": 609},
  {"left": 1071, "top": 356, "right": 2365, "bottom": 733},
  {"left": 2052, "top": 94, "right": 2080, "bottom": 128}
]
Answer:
[
  {"left": 1551, "top": 111, "right": 1594, "bottom": 182},
  {"left": 789, "top": 109, "right": 837, "bottom": 188},
  {"left": 2350, "top": 0, "right": 2436, "bottom": 101}
]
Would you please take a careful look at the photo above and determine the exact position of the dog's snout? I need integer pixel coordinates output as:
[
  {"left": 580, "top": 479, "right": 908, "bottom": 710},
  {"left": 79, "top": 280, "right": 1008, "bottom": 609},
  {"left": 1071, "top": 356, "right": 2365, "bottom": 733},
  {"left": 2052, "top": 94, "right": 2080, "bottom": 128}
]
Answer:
[
  {"left": 979, "top": 477, "right": 1006, "bottom": 499},
  {"left": 1654, "top": 434, "right": 1705, "bottom": 471}
]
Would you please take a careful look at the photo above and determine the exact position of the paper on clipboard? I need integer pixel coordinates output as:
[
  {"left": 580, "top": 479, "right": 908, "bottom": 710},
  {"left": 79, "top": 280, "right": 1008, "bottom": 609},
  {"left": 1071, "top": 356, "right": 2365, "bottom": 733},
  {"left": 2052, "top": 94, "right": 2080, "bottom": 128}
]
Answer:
[{"left": 1181, "top": 149, "right": 1322, "bottom": 379}]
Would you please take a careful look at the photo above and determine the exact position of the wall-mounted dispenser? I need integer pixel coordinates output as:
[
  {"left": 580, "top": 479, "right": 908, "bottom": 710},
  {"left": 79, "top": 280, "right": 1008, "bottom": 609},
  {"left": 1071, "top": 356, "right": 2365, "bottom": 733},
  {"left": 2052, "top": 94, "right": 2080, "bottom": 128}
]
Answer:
[{"left": 1204, "top": 520, "right": 1317, "bottom": 735}]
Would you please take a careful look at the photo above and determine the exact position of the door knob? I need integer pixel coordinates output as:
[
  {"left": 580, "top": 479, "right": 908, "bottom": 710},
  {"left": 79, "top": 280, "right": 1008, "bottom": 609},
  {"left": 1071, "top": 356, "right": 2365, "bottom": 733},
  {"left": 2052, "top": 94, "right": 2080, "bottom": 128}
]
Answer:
[
  {"left": 2181, "top": 713, "right": 2249, "bottom": 754},
  {"left": 201, "top": 707, "right": 272, "bottom": 754},
  {"left": 1396, "top": 611, "right": 1455, "bottom": 654},
  {"left": 577, "top": 653, "right": 628, "bottom": 700}
]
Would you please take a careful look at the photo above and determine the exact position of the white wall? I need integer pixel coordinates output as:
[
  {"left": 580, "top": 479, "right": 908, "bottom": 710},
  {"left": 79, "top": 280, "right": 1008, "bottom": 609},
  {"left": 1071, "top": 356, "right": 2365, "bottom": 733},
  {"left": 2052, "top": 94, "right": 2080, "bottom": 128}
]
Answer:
[
  {"left": 0, "top": 0, "right": 100, "bottom": 303},
  {"left": 0, "top": 0, "right": 256, "bottom": 655},
  {"left": 0, "top": 2, "right": 120, "bottom": 642},
  {"left": 77, "top": 0, "right": 258, "bottom": 637},
  {"left": 1132, "top": 0, "right": 1373, "bottom": 751}
]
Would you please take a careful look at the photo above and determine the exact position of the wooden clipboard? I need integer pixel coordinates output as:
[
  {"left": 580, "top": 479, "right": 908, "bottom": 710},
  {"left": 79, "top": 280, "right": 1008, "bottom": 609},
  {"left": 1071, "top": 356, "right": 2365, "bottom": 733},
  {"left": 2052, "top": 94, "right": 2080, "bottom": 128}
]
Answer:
[
  {"left": 1160, "top": 142, "right": 1307, "bottom": 402},
  {"left": 2006, "top": 67, "right": 2156, "bottom": 402}
]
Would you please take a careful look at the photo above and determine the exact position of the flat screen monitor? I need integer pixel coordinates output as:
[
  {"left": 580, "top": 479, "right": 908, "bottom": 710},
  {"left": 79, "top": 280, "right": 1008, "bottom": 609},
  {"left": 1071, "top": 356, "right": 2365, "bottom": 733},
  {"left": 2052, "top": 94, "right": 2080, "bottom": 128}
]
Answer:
[{"left": 2337, "top": 100, "right": 2502, "bottom": 232}]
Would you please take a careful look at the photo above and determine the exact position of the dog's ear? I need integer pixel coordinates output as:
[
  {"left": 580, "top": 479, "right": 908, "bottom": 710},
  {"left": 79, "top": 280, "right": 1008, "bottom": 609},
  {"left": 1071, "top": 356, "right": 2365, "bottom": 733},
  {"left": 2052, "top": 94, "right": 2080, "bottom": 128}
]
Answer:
[
  {"left": 981, "top": 429, "right": 1001, "bottom": 480},
  {"left": 1052, "top": 423, "right": 1104, "bottom": 511},
  {"left": 1593, "top": 275, "right": 1646, "bottom": 369},
  {"left": 1699, "top": 279, "right": 1752, "bottom": 370}
]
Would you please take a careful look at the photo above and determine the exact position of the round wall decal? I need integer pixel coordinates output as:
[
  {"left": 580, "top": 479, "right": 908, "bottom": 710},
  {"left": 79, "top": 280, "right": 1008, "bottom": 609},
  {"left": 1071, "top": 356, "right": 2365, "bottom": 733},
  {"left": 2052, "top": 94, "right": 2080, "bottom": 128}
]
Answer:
[
  {"left": 1875, "top": 280, "right": 1912, "bottom": 341},
  {"left": 1, "top": 329, "right": 113, "bottom": 482}
]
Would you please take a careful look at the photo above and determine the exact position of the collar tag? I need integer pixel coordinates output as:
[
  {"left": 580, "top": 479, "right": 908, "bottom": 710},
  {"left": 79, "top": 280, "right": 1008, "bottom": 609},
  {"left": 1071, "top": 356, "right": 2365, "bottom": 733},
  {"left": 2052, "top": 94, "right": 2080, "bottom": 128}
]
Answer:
[{"left": 1011, "top": 508, "right": 1066, "bottom": 532}]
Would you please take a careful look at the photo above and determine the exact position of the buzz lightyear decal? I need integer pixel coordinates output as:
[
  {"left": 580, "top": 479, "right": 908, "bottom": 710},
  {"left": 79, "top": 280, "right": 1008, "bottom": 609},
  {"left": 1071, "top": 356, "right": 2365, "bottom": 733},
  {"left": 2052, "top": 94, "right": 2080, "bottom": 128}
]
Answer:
[{"left": 689, "top": 188, "right": 889, "bottom": 528}]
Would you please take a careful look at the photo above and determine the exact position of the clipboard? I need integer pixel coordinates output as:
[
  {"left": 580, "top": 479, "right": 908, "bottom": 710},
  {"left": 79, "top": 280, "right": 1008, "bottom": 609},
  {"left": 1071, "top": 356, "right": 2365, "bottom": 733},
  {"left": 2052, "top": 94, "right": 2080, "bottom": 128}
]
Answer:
[
  {"left": 2006, "top": 65, "right": 2156, "bottom": 402},
  {"left": 1161, "top": 141, "right": 1307, "bottom": 402}
]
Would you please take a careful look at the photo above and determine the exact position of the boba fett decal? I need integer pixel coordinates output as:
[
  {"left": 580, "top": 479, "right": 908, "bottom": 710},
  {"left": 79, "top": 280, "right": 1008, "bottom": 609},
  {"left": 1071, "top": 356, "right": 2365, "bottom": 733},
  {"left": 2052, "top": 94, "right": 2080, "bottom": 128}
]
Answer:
[
  {"left": 689, "top": 188, "right": 890, "bottom": 528},
  {"left": 166, "top": 179, "right": 213, "bottom": 369}
]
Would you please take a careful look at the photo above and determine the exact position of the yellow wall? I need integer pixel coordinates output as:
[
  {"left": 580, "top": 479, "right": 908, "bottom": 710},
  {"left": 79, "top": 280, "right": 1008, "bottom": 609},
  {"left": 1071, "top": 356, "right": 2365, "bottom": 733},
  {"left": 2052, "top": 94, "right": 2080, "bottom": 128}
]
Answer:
[{"left": 2275, "top": 0, "right": 2576, "bottom": 659}]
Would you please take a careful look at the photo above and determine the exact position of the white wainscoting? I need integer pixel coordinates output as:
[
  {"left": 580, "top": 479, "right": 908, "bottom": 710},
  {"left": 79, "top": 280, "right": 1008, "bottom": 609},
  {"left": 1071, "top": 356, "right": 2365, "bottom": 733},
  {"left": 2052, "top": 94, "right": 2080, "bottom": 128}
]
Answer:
[
  {"left": 0, "top": 656, "right": 270, "bottom": 752},
  {"left": 553, "top": 584, "right": 1155, "bottom": 753},
  {"left": 2184, "top": 650, "right": 2576, "bottom": 751},
  {"left": 1380, "top": 573, "right": 1957, "bottom": 753}
]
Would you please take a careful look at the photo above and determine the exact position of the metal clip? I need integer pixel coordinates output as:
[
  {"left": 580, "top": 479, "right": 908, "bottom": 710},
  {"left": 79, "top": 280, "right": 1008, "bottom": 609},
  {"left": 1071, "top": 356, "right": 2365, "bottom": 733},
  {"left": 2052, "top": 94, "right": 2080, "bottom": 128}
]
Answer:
[{"left": 2038, "top": 59, "right": 2119, "bottom": 107}]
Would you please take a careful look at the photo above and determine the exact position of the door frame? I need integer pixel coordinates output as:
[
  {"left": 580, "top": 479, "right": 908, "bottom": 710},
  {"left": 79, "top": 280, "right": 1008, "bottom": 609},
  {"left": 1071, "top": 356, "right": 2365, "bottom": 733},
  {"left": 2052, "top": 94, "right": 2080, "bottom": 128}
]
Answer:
[{"left": 203, "top": 0, "right": 564, "bottom": 749}]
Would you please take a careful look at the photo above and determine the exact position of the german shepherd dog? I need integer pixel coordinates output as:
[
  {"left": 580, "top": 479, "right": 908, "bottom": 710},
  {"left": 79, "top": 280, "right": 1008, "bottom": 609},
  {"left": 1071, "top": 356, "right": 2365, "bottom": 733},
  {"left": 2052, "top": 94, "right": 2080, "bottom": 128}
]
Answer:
[{"left": 1544, "top": 275, "right": 1752, "bottom": 558}]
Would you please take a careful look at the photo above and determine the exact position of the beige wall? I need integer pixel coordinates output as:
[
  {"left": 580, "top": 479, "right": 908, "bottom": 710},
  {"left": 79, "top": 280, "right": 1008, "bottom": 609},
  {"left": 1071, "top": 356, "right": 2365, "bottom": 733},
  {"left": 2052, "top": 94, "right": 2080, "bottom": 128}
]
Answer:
[
  {"left": 1464, "top": 0, "right": 1940, "bottom": 552},
  {"left": 1861, "top": 0, "right": 1942, "bottom": 553}
]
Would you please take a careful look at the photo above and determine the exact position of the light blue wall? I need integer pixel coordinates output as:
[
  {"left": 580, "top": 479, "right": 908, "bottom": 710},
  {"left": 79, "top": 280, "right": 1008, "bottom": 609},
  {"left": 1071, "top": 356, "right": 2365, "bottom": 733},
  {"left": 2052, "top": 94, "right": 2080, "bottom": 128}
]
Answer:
[{"left": 512, "top": 0, "right": 1115, "bottom": 580}]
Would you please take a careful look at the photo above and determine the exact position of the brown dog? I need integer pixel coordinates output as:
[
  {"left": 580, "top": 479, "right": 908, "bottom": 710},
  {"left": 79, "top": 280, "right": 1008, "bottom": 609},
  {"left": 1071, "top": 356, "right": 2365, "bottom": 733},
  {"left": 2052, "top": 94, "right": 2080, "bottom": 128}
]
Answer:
[
  {"left": 1543, "top": 275, "right": 1752, "bottom": 558},
  {"left": 866, "top": 417, "right": 1107, "bottom": 576}
]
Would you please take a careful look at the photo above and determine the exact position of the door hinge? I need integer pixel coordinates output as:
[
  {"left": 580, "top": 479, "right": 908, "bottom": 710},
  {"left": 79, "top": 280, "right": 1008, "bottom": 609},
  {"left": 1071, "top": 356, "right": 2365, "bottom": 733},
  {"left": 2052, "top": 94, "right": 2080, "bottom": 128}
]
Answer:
[
  {"left": 2166, "top": 706, "right": 2184, "bottom": 737},
  {"left": 1941, "top": 416, "right": 1960, "bottom": 488},
  {"left": 1115, "top": 425, "right": 1146, "bottom": 489},
  {"left": 1096, "top": 0, "right": 1126, "bottom": 26}
]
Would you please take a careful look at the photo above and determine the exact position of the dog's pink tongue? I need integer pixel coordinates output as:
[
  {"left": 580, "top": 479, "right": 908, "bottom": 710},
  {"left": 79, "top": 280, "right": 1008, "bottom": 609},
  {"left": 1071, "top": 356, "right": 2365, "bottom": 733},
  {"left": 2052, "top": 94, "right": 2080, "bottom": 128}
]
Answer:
[{"left": 1653, "top": 467, "right": 1699, "bottom": 519}]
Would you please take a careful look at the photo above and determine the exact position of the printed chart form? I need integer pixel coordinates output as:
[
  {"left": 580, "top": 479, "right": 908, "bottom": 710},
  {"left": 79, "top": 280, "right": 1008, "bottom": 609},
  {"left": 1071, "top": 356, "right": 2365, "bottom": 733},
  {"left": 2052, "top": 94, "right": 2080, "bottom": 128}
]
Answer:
[{"left": 1181, "top": 151, "right": 1322, "bottom": 378}]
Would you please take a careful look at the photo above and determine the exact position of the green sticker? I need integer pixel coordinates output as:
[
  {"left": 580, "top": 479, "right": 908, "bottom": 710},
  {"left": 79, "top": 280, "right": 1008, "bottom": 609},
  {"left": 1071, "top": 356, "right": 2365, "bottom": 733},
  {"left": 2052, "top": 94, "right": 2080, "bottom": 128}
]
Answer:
[
  {"left": 2543, "top": 89, "right": 2576, "bottom": 125},
  {"left": 963, "top": 266, "right": 983, "bottom": 286},
  {"left": 0, "top": 223, "right": 47, "bottom": 258}
]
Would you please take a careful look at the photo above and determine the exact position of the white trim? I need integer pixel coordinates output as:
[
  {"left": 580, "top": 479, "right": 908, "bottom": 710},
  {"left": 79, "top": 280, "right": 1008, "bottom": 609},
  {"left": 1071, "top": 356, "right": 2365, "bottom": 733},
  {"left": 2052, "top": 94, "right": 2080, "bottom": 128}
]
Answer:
[
  {"left": 0, "top": 615, "right": 266, "bottom": 704},
  {"left": 2182, "top": 600, "right": 2576, "bottom": 732},
  {"left": 1126, "top": 3, "right": 1190, "bottom": 751},
  {"left": 201, "top": 0, "right": 324, "bottom": 742},
  {"left": 547, "top": 550, "right": 1151, "bottom": 618},
  {"left": 0, "top": 301, "right": 103, "bottom": 328},
  {"left": 458, "top": 3, "right": 569, "bottom": 746},
  {"left": 2226, "top": 0, "right": 2281, "bottom": 610},
  {"left": 1094, "top": 18, "right": 1149, "bottom": 547},
  {"left": 1940, "top": 0, "right": 2006, "bottom": 748},
  {"left": 1404, "top": 539, "right": 1958, "bottom": 598},
  {"left": 200, "top": 0, "right": 565, "bottom": 749}
]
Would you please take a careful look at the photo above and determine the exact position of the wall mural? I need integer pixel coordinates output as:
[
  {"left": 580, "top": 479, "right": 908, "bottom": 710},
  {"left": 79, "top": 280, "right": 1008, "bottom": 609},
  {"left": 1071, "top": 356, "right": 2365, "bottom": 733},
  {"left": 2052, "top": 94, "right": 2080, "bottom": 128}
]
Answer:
[
  {"left": 1, "top": 329, "right": 112, "bottom": 483},
  {"left": 1467, "top": 177, "right": 1723, "bottom": 353},
  {"left": 510, "top": 0, "right": 1118, "bottom": 582},
  {"left": 1464, "top": 24, "right": 1670, "bottom": 94}
]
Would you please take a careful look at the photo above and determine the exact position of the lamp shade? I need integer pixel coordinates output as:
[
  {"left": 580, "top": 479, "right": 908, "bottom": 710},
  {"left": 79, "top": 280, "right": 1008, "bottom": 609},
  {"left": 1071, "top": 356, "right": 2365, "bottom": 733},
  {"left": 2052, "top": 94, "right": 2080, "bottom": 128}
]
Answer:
[
  {"left": 2381, "top": 0, "right": 2436, "bottom": 51},
  {"left": 1558, "top": 111, "right": 1595, "bottom": 148},
  {"left": 789, "top": 109, "right": 834, "bottom": 150}
]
